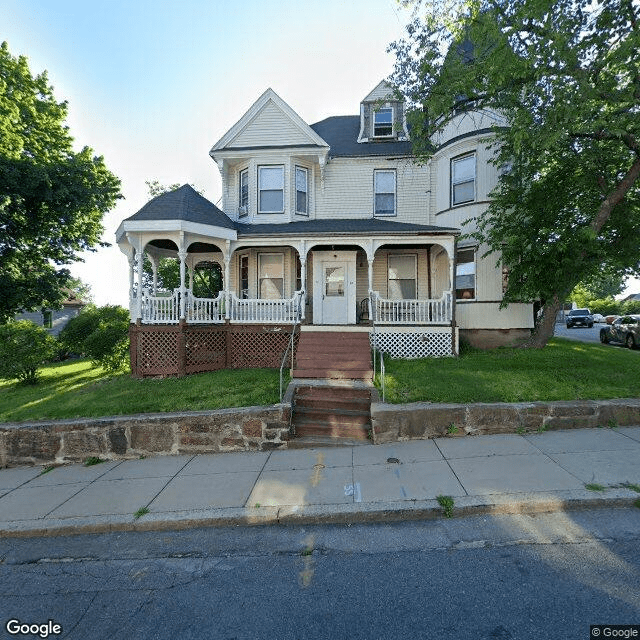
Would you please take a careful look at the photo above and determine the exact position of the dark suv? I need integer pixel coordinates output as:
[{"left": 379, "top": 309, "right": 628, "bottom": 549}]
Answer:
[{"left": 566, "top": 308, "right": 594, "bottom": 328}]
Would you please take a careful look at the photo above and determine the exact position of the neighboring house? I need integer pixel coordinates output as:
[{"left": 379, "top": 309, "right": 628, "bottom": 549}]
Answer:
[
  {"left": 116, "top": 81, "right": 533, "bottom": 377},
  {"left": 623, "top": 293, "right": 640, "bottom": 302},
  {"left": 14, "top": 295, "right": 85, "bottom": 337}
]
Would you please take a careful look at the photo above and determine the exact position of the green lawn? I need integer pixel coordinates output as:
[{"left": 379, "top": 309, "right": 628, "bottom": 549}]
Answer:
[
  {"left": 0, "top": 359, "right": 283, "bottom": 423},
  {"left": 379, "top": 338, "right": 640, "bottom": 404}
]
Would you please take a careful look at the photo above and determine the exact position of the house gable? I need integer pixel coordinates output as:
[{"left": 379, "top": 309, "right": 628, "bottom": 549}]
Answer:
[{"left": 210, "top": 88, "right": 329, "bottom": 153}]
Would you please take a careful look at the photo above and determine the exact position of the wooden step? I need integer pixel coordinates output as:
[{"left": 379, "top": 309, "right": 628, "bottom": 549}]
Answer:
[
  {"left": 295, "top": 386, "right": 372, "bottom": 400},
  {"left": 287, "top": 436, "right": 371, "bottom": 449},
  {"left": 292, "top": 368, "right": 374, "bottom": 380},
  {"left": 294, "top": 407, "right": 370, "bottom": 427},
  {"left": 294, "top": 419, "right": 370, "bottom": 440}
]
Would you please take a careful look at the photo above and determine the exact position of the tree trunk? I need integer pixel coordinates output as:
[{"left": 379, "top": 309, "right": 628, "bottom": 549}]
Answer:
[{"left": 524, "top": 295, "right": 564, "bottom": 348}]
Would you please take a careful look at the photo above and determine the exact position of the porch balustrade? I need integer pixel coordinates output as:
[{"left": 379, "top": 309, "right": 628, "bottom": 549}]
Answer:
[
  {"left": 370, "top": 290, "right": 452, "bottom": 325},
  {"left": 229, "top": 291, "right": 303, "bottom": 324},
  {"left": 140, "top": 289, "right": 304, "bottom": 324}
]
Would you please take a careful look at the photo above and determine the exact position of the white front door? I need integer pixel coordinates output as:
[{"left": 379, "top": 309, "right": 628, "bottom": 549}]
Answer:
[
  {"left": 322, "top": 262, "right": 348, "bottom": 324},
  {"left": 312, "top": 251, "right": 357, "bottom": 325}
]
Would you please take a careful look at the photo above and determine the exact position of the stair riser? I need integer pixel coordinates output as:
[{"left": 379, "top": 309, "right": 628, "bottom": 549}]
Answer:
[
  {"left": 295, "top": 425, "right": 370, "bottom": 440},
  {"left": 293, "top": 370, "right": 374, "bottom": 380},
  {"left": 296, "top": 398, "right": 370, "bottom": 411},
  {"left": 295, "top": 387, "right": 372, "bottom": 400},
  {"left": 294, "top": 411, "right": 370, "bottom": 427}
]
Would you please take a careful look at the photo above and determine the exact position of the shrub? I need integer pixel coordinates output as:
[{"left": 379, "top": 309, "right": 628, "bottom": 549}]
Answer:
[
  {"left": 59, "top": 305, "right": 130, "bottom": 373},
  {"left": 0, "top": 321, "right": 57, "bottom": 384}
]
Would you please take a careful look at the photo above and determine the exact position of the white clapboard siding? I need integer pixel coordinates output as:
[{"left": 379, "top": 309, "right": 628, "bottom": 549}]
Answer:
[{"left": 229, "top": 101, "right": 312, "bottom": 148}]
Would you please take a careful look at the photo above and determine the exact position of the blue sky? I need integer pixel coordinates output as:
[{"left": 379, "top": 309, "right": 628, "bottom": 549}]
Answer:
[
  {"left": 2, "top": 0, "right": 409, "bottom": 305},
  {"left": 3, "top": 0, "right": 638, "bottom": 304}
]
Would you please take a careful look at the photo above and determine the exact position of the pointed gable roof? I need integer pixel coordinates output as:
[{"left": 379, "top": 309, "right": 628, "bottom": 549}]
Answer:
[
  {"left": 210, "top": 88, "right": 329, "bottom": 154},
  {"left": 124, "top": 184, "right": 235, "bottom": 230},
  {"left": 362, "top": 79, "right": 397, "bottom": 103}
]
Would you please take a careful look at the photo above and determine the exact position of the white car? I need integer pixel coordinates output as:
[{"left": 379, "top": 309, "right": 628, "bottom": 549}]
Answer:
[{"left": 592, "top": 313, "right": 605, "bottom": 323}]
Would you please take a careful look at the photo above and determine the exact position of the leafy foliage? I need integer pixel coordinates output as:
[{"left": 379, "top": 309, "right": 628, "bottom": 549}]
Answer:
[
  {"left": 0, "top": 320, "right": 57, "bottom": 384},
  {"left": 390, "top": 0, "right": 640, "bottom": 346},
  {"left": 0, "top": 41, "right": 121, "bottom": 321},
  {"left": 59, "top": 305, "right": 130, "bottom": 373}
]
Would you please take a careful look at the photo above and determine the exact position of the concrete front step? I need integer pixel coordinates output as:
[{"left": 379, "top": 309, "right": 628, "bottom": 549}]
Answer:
[{"left": 287, "top": 435, "right": 372, "bottom": 449}]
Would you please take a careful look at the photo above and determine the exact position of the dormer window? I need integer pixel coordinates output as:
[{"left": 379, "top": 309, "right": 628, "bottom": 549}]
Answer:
[{"left": 373, "top": 107, "right": 393, "bottom": 137}]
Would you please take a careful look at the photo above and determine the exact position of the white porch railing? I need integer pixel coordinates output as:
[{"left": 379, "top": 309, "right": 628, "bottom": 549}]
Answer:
[
  {"left": 229, "top": 291, "right": 303, "bottom": 324},
  {"left": 370, "top": 290, "right": 453, "bottom": 325},
  {"left": 141, "top": 288, "right": 180, "bottom": 324},
  {"left": 187, "top": 291, "right": 224, "bottom": 324}
]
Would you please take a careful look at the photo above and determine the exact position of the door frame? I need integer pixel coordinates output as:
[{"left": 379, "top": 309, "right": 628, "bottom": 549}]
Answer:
[{"left": 312, "top": 250, "right": 357, "bottom": 325}]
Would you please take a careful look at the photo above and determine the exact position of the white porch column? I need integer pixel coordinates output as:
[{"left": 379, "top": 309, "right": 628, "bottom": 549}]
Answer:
[
  {"left": 299, "top": 240, "right": 307, "bottom": 320},
  {"left": 178, "top": 235, "right": 187, "bottom": 321},
  {"left": 188, "top": 262, "right": 195, "bottom": 293},
  {"left": 224, "top": 240, "right": 231, "bottom": 321},
  {"left": 127, "top": 253, "right": 135, "bottom": 321},
  {"left": 147, "top": 254, "right": 159, "bottom": 296},
  {"left": 135, "top": 240, "right": 144, "bottom": 322}
]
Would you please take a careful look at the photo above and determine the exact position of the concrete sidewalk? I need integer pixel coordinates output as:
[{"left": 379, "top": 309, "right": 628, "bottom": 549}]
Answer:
[{"left": 1, "top": 426, "right": 639, "bottom": 537}]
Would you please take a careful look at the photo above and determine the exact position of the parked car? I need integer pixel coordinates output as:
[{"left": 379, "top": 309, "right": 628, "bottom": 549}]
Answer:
[
  {"left": 600, "top": 315, "right": 640, "bottom": 349},
  {"left": 566, "top": 308, "right": 594, "bottom": 328},
  {"left": 592, "top": 313, "right": 605, "bottom": 323},
  {"left": 606, "top": 315, "right": 620, "bottom": 325}
]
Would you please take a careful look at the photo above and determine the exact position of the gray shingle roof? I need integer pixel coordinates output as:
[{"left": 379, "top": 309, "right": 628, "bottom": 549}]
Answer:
[
  {"left": 310, "top": 116, "right": 413, "bottom": 157},
  {"left": 236, "top": 218, "right": 458, "bottom": 237},
  {"left": 124, "top": 184, "right": 236, "bottom": 230}
]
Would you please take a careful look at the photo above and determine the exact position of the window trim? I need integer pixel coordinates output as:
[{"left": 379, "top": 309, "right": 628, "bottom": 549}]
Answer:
[
  {"left": 455, "top": 247, "right": 476, "bottom": 301},
  {"left": 258, "top": 165, "right": 285, "bottom": 214},
  {"left": 451, "top": 152, "right": 476, "bottom": 207},
  {"left": 238, "top": 168, "right": 249, "bottom": 217},
  {"left": 258, "top": 252, "right": 285, "bottom": 299},
  {"left": 295, "top": 165, "right": 308, "bottom": 216},
  {"left": 372, "top": 105, "right": 394, "bottom": 138},
  {"left": 373, "top": 169, "right": 397, "bottom": 217},
  {"left": 238, "top": 253, "right": 249, "bottom": 298},
  {"left": 387, "top": 253, "right": 418, "bottom": 300}
]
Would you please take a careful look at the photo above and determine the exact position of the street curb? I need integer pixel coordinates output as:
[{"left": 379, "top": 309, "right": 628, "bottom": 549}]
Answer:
[{"left": 1, "top": 488, "right": 637, "bottom": 539}]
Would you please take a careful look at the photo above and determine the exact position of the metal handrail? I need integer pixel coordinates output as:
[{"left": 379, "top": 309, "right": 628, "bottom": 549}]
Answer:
[
  {"left": 369, "top": 290, "right": 385, "bottom": 403},
  {"left": 279, "top": 292, "right": 303, "bottom": 402}
]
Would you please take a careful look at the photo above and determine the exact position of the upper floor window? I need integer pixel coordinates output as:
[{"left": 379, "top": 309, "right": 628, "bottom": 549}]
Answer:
[
  {"left": 451, "top": 153, "right": 476, "bottom": 206},
  {"left": 373, "top": 107, "right": 393, "bottom": 137},
  {"left": 456, "top": 248, "right": 476, "bottom": 300},
  {"left": 238, "top": 168, "right": 249, "bottom": 217},
  {"left": 258, "top": 166, "right": 284, "bottom": 213},
  {"left": 295, "top": 166, "right": 308, "bottom": 215},
  {"left": 388, "top": 254, "right": 417, "bottom": 299},
  {"left": 374, "top": 169, "right": 396, "bottom": 216}
]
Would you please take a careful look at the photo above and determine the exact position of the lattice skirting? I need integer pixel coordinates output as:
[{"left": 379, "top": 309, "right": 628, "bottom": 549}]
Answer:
[
  {"left": 130, "top": 323, "right": 298, "bottom": 377},
  {"left": 370, "top": 329, "right": 456, "bottom": 358}
]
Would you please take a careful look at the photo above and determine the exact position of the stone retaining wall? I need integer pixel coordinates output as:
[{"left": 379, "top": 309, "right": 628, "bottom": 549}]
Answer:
[
  {"left": 0, "top": 405, "right": 291, "bottom": 467},
  {"left": 371, "top": 398, "right": 640, "bottom": 443}
]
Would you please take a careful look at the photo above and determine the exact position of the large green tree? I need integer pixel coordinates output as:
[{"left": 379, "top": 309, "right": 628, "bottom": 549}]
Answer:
[
  {"left": 390, "top": 0, "right": 640, "bottom": 347},
  {"left": 0, "top": 41, "right": 121, "bottom": 322}
]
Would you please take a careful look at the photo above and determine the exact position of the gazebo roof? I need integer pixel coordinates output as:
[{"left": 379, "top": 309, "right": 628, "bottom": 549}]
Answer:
[{"left": 124, "top": 184, "right": 235, "bottom": 230}]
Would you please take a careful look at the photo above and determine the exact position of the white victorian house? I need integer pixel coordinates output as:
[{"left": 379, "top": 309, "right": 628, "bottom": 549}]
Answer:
[{"left": 116, "top": 81, "right": 533, "bottom": 378}]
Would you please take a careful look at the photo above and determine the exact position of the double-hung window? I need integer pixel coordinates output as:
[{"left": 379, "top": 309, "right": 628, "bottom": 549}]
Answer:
[
  {"left": 374, "top": 170, "right": 396, "bottom": 216},
  {"left": 258, "top": 253, "right": 284, "bottom": 299},
  {"left": 295, "top": 166, "right": 308, "bottom": 215},
  {"left": 456, "top": 248, "right": 476, "bottom": 299},
  {"left": 388, "top": 255, "right": 417, "bottom": 299},
  {"left": 238, "top": 168, "right": 249, "bottom": 217},
  {"left": 258, "top": 166, "right": 284, "bottom": 213},
  {"left": 451, "top": 154, "right": 476, "bottom": 206},
  {"left": 373, "top": 107, "right": 393, "bottom": 137}
]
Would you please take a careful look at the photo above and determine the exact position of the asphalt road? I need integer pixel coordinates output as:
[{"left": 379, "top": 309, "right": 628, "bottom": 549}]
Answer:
[
  {"left": 2, "top": 508, "right": 639, "bottom": 640},
  {"left": 554, "top": 322, "right": 607, "bottom": 344}
]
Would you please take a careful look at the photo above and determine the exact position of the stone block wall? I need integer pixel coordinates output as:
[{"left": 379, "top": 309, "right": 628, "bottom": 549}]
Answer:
[
  {"left": 0, "top": 405, "right": 291, "bottom": 467},
  {"left": 371, "top": 398, "right": 640, "bottom": 443}
]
